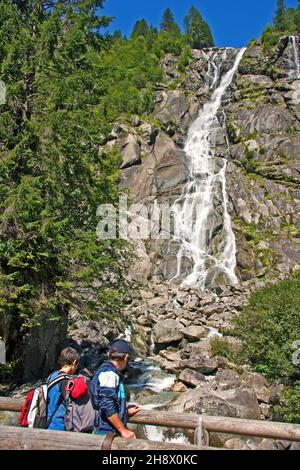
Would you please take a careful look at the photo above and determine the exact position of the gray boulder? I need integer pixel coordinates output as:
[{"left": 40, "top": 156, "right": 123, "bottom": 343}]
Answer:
[
  {"left": 178, "top": 369, "right": 206, "bottom": 388},
  {"left": 181, "top": 325, "right": 207, "bottom": 342},
  {"left": 168, "top": 387, "right": 261, "bottom": 420},
  {"left": 153, "top": 320, "right": 184, "bottom": 345},
  {"left": 242, "top": 372, "right": 271, "bottom": 404},
  {"left": 180, "top": 355, "right": 218, "bottom": 374},
  {"left": 213, "top": 369, "right": 242, "bottom": 391},
  {"left": 119, "top": 134, "right": 141, "bottom": 170}
]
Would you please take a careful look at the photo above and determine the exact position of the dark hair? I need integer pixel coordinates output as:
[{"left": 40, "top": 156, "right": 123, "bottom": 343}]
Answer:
[
  {"left": 59, "top": 347, "right": 80, "bottom": 366},
  {"left": 108, "top": 348, "right": 128, "bottom": 362}
]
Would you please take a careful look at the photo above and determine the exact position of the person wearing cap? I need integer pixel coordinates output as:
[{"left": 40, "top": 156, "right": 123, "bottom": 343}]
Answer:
[{"left": 90, "top": 339, "right": 141, "bottom": 439}]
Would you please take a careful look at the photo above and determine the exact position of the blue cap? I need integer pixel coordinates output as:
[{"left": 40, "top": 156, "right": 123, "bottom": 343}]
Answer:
[{"left": 109, "top": 339, "right": 132, "bottom": 355}]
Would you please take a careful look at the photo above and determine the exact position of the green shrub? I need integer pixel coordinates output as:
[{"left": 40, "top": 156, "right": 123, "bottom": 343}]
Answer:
[
  {"left": 261, "top": 25, "right": 282, "bottom": 54},
  {"left": 210, "top": 337, "right": 237, "bottom": 361},
  {"left": 0, "top": 363, "right": 13, "bottom": 381},
  {"left": 275, "top": 382, "right": 300, "bottom": 423},
  {"left": 177, "top": 45, "right": 192, "bottom": 72},
  {"left": 233, "top": 275, "right": 300, "bottom": 382}
]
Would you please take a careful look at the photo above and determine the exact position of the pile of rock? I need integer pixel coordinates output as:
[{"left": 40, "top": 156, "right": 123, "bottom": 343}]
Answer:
[
  {"left": 118, "top": 276, "right": 297, "bottom": 450},
  {"left": 122, "top": 276, "right": 276, "bottom": 359}
]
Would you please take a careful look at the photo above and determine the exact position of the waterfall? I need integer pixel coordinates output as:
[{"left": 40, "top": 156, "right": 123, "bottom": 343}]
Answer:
[
  {"left": 171, "top": 48, "right": 246, "bottom": 290},
  {"left": 288, "top": 36, "right": 300, "bottom": 79}
]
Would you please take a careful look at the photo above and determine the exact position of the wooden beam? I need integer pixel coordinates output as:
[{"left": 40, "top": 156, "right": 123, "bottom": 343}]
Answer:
[
  {"left": 0, "top": 398, "right": 21, "bottom": 413},
  {"left": 1, "top": 397, "right": 300, "bottom": 442},
  {"left": 0, "top": 425, "right": 212, "bottom": 451},
  {"left": 129, "top": 411, "right": 300, "bottom": 442}
]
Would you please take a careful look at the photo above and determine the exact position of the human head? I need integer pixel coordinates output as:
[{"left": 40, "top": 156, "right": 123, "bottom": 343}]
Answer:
[
  {"left": 108, "top": 339, "right": 132, "bottom": 371},
  {"left": 59, "top": 347, "right": 79, "bottom": 374}
]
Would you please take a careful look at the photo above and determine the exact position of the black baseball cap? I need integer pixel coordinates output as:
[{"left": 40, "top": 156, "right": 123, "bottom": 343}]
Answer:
[{"left": 109, "top": 339, "right": 132, "bottom": 355}]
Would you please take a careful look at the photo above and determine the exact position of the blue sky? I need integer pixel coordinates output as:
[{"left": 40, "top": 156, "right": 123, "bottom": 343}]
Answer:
[{"left": 100, "top": 0, "right": 298, "bottom": 47}]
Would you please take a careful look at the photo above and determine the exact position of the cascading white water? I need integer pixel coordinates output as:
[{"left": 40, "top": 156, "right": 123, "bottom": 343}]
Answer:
[
  {"left": 202, "top": 49, "right": 227, "bottom": 89},
  {"left": 288, "top": 36, "right": 300, "bottom": 79},
  {"left": 171, "top": 48, "right": 246, "bottom": 289}
]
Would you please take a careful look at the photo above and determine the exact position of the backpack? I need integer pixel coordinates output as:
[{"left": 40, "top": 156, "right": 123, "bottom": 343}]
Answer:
[
  {"left": 18, "top": 373, "right": 70, "bottom": 429},
  {"left": 63, "top": 375, "right": 96, "bottom": 433}
]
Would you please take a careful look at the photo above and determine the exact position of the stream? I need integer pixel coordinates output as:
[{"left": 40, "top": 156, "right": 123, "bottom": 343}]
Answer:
[
  {"left": 126, "top": 358, "right": 188, "bottom": 444},
  {"left": 124, "top": 325, "right": 222, "bottom": 444}
]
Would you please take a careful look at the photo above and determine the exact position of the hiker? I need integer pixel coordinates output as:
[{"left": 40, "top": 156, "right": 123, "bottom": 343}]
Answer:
[
  {"left": 47, "top": 347, "right": 79, "bottom": 431},
  {"left": 90, "top": 339, "right": 141, "bottom": 439}
]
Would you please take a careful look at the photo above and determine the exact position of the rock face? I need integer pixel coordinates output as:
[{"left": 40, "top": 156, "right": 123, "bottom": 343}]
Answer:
[
  {"left": 178, "top": 369, "right": 206, "bottom": 388},
  {"left": 153, "top": 319, "right": 184, "bottom": 345},
  {"left": 105, "top": 36, "right": 300, "bottom": 289},
  {"left": 167, "top": 386, "right": 261, "bottom": 420},
  {"left": 225, "top": 39, "right": 300, "bottom": 281},
  {"left": 181, "top": 325, "right": 207, "bottom": 342},
  {"left": 180, "top": 355, "right": 219, "bottom": 374},
  {"left": 23, "top": 312, "right": 68, "bottom": 382}
]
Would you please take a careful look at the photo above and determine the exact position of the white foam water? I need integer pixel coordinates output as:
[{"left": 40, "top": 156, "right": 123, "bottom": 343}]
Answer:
[
  {"left": 146, "top": 375, "right": 176, "bottom": 394},
  {"left": 288, "top": 36, "right": 300, "bottom": 79},
  {"left": 171, "top": 48, "right": 246, "bottom": 289},
  {"left": 207, "top": 327, "right": 223, "bottom": 338},
  {"left": 144, "top": 425, "right": 190, "bottom": 445}
]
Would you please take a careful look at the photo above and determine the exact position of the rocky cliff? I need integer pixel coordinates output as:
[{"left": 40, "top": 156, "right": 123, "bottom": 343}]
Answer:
[
  {"left": 107, "top": 36, "right": 300, "bottom": 288},
  {"left": 10, "top": 36, "right": 300, "bottom": 385}
]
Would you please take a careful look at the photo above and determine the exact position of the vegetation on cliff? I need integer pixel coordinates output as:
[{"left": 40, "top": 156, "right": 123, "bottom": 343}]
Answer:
[
  {"left": 233, "top": 275, "right": 300, "bottom": 422},
  {"left": 261, "top": 0, "right": 300, "bottom": 51}
]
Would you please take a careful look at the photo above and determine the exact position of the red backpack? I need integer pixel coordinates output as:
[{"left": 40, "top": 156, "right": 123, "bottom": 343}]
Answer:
[
  {"left": 18, "top": 373, "right": 70, "bottom": 428},
  {"left": 18, "top": 389, "right": 35, "bottom": 427}
]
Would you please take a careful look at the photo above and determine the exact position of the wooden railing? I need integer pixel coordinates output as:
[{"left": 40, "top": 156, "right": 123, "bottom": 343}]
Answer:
[
  {"left": 1, "top": 397, "right": 300, "bottom": 449},
  {"left": 0, "top": 425, "right": 205, "bottom": 451}
]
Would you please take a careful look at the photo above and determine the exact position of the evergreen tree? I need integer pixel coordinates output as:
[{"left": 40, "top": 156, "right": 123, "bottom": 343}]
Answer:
[
  {"left": 131, "top": 19, "right": 150, "bottom": 39},
  {"left": 112, "top": 30, "right": 123, "bottom": 41},
  {"left": 184, "top": 5, "right": 214, "bottom": 49},
  {"left": 150, "top": 26, "right": 158, "bottom": 38},
  {"left": 274, "top": 0, "right": 286, "bottom": 31},
  {"left": 295, "top": 3, "right": 300, "bottom": 30},
  {"left": 161, "top": 8, "right": 181, "bottom": 36},
  {"left": 0, "top": 0, "right": 191, "bottom": 377},
  {"left": 0, "top": 0, "right": 130, "bottom": 370}
]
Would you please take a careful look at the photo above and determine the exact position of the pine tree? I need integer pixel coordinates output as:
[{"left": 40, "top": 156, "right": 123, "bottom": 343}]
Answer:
[
  {"left": 296, "top": 1, "right": 300, "bottom": 30},
  {"left": 161, "top": 8, "right": 181, "bottom": 36},
  {"left": 131, "top": 19, "right": 150, "bottom": 39},
  {"left": 112, "top": 30, "right": 123, "bottom": 41},
  {"left": 184, "top": 5, "right": 214, "bottom": 49},
  {"left": 150, "top": 26, "right": 158, "bottom": 38},
  {"left": 274, "top": 0, "right": 286, "bottom": 31},
  {"left": 0, "top": 0, "right": 130, "bottom": 370}
]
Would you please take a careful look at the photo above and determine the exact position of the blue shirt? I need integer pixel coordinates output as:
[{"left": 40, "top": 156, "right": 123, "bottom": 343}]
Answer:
[
  {"left": 90, "top": 361, "right": 127, "bottom": 434},
  {"left": 47, "top": 371, "right": 67, "bottom": 431}
]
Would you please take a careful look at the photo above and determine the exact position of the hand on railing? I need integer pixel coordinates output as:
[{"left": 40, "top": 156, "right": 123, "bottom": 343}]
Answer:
[{"left": 127, "top": 405, "right": 142, "bottom": 417}]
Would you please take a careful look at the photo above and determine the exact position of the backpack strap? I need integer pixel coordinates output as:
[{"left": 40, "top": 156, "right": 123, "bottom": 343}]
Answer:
[
  {"left": 45, "top": 393, "right": 64, "bottom": 429},
  {"left": 45, "top": 373, "right": 70, "bottom": 429},
  {"left": 47, "top": 373, "right": 70, "bottom": 390}
]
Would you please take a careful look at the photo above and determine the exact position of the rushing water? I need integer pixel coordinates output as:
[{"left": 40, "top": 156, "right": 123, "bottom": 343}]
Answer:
[
  {"left": 126, "top": 358, "right": 185, "bottom": 443},
  {"left": 170, "top": 48, "right": 246, "bottom": 290},
  {"left": 127, "top": 325, "right": 223, "bottom": 444},
  {"left": 288, "top": 36, "right": 300, "bottom": 79}
]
